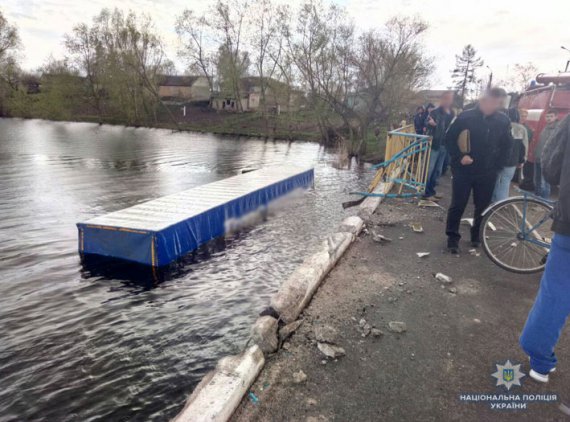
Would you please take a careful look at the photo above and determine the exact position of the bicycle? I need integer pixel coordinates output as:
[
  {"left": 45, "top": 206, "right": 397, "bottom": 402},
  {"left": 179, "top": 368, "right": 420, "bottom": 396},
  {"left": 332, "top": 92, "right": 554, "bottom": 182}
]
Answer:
[{"left": 480, "top": 190, "right": 555, "bottom": 274}]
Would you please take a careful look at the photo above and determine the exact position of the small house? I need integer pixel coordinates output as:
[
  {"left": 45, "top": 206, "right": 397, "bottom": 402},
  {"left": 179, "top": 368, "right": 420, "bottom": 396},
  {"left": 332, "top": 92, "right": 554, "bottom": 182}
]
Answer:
[{"left": 158, "top": 75, "right": 210, "bottom": 103}]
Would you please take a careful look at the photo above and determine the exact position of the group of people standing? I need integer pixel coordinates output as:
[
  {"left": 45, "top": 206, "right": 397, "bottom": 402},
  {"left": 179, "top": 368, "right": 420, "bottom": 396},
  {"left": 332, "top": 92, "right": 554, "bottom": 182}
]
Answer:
[
  {"left": 414, "top": 88, "right": 570, "bottom": 387},
  {"left": 413, "top": 90, "right": 562, "bottom": 254}
]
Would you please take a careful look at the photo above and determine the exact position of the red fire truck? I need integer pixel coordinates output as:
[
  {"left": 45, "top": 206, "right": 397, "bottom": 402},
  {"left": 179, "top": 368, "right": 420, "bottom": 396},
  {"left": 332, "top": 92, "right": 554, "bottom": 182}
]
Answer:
[{"left": 518, "top": 72, "right": 570, "bottom": 162}]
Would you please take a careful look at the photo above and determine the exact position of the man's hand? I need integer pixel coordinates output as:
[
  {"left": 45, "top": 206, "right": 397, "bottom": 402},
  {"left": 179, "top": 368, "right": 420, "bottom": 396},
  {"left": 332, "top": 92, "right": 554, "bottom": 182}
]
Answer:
[
  {"left": 427, "top": 116, "right": 436, "bottom": 127},
  {"left": 461, "top": 155, "right": 474, "bottom": 166}
]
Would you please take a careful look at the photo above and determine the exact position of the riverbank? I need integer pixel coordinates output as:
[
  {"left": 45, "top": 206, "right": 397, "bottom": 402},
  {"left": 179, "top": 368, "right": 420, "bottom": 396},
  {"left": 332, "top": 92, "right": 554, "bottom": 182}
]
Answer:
[
  {"left": 0, "top": 107, "right": 387, "bottom": 164},
  {"left": 231, "top": 175, "right": 570, "bottom": 421}
]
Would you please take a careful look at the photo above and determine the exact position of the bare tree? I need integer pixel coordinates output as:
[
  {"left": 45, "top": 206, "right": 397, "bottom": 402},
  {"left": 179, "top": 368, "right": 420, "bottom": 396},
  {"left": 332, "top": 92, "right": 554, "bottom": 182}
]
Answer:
[
  {"left": 0, "top": 11, "right": 21, "bottom": 114},
  {"left": 248, "top": 0, "right": 285, "bottom": 126},
  {"left": 211, "top": 0, "right": 250, "bottom": 111},
  {"left": 510, "top": 62, "right": 538, "bottom": 92},
  {"left": 175, "top": 10, "right": 215, "bottom": 93},
  {"left": 65, "top": 23, "right": 105, "bottom": 122}
]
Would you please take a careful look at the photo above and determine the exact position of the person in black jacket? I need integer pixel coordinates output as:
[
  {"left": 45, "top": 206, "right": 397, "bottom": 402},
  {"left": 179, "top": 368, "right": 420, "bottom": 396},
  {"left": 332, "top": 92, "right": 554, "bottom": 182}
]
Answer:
[
  {"left": 520, "top": 114, "right": 570, "bottom": 383},
  {"left": 423, "top": 92, "right": 455, "bottom": 200},
  {"left": 414, "top": 106, "right": 425, "bottom": 134},
  {"left": 444, "top": 88, "right": 513, "bottom": 253}
]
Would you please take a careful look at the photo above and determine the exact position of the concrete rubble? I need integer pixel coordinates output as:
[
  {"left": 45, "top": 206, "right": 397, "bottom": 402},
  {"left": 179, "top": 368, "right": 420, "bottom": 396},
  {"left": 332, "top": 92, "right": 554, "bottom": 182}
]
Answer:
[
  {"left": 317, "top": 342, "right": 346, "bottom": 358},
  {"left": 251, "top": 316, "right": 278, "bottom": 354},
  {"left": 292, "top": 370, "right": 308, "bottom": 384},
  {"left": 314, "top": 324, "right": 339, "bottom": 344},
  {"left": 278, "top": 320, "right": 303, "bottom": 343},
  {"left": 388, "top": 321, "right": 407, "bottom": 333}
]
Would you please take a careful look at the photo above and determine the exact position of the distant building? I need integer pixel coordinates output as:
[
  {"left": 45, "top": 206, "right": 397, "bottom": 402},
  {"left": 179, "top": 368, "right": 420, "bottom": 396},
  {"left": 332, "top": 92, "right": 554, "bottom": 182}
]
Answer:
[
  {"left": 211, "top": 77, "right": 302, "bottom": 113},
  {"left": 412, "top": 90, "right": 456, "bottom": 107},
  {"left": 158, "top": 75, "right": 210, "bottom": 103}
]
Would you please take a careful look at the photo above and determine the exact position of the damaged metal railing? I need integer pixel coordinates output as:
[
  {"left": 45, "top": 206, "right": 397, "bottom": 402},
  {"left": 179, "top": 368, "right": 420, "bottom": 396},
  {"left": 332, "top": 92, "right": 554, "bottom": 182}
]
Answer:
[{"left": 352, "top": 125, "right": 432, "bottom": 200}]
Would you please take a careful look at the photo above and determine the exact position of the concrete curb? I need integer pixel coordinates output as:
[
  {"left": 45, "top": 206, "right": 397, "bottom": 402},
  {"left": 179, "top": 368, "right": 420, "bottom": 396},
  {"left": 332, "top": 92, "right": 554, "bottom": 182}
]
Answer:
[
  {"left": 173, "top": 345, "right": 265, "bottom": 422},
  {"left": 173, "top": 187, "right": 388, "bottom": 421},
  {"left": 270, "top": 230, "right": 356, "bottom": 323}
]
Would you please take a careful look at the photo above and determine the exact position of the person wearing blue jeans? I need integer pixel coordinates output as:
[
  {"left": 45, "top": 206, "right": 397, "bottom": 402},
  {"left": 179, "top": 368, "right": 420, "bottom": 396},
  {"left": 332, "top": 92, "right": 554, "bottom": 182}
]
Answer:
[
  {"left": 533, "top": 162, "right": 551, "bottom": 199},
  {"left": 520, "top": 114, "right": 570, "bottom": 383},
  {"left": 424, "top": 146, "right": 448, "bottom": 198},
  {"left": 422, "top": 92, "right": 455, "bottom": 201},
  {"left": 492, "top": 108, "right": 527, "bottom": 203}
]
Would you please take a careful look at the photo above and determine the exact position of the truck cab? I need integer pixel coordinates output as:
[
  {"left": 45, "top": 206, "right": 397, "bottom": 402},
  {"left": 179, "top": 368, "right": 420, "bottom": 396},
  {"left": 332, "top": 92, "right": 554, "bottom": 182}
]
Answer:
[{"left": 518, "top": 73, "right": 570, "bottom": 162}]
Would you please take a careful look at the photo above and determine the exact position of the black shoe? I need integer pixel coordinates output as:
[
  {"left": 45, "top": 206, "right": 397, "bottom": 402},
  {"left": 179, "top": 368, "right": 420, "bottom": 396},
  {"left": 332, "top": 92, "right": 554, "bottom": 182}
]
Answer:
[
  {"left": 448, "top": 244, "right": 460, "bottom": 254},
  {"left": 470, "top": 241, "right": 481, "bottom": 248}
]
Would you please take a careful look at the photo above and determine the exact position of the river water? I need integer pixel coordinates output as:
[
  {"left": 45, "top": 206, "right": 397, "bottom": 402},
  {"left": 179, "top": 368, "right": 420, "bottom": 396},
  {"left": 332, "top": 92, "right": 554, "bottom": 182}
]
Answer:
[{"left": 0, "top": 118, "right": 366, "bottom": 421}]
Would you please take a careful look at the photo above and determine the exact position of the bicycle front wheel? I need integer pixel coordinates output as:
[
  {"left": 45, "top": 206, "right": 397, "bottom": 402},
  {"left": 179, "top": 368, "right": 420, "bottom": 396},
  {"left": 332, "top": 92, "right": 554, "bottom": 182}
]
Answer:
[{"left": 481, "top": 197, "right": 553, "bottom": 274}]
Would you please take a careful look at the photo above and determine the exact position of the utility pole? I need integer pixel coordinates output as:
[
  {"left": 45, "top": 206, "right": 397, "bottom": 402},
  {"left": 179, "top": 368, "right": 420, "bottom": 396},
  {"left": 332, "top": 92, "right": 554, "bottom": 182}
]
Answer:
[
  {"left": 562, "top": 46, "right": 570, "bottom": 72},
  {"left": 486, "top": 65, "right": 493, "bottom": 89}
]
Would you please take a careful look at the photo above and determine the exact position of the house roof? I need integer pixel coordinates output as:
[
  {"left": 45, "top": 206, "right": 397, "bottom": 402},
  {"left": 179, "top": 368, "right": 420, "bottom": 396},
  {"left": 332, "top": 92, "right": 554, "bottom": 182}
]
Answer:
[
  {"left": 239, "top": 77, "right": 289, "bottom": 93},
  {"left": 159, "top": 75, "right": 202, "bottom": 87}
]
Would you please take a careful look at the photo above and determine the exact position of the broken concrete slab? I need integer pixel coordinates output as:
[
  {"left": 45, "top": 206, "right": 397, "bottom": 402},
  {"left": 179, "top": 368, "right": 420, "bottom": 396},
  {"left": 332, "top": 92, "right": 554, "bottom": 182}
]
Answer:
[
  {"left": 278, "top": 319, "right": 303, "bottom": 342},
  {"left": 314, "top": 324, "right": 339, "bottom": 344},
  {"left": 337, "top": 216, "right": 365, "bottom": 235},
  {"left": 173, "top": 345, "right": 264, "bottom": 422},
  {"left": 388, "top": 321, "right": 407, "bottom": 333},
  {"left": 434, "top": 273, "right": 453, "bottom": 284},
  {"left": 317, "top": 342, "right": 346, "bottom": 358},
  {"left": 251, "top": 316, "right": 278, "bottom": 354}
]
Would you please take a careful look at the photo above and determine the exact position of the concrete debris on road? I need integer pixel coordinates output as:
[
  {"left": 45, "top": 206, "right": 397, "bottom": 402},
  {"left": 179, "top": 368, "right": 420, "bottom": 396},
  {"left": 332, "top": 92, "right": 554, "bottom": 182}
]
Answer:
[
  {"left": 416, "top": 252, "right": 430, "bottom": 258},
  {"left": 461, "top": 218, "right": 474, "bottom": 227},
  {"left": 434, "top": 273, "right": 453, "bottom": 284},
  {"left": 279, "top": 320, "right": 304, "bottom": 342},
  {"left": 448, "top": 287, "right": 458, "bottom": 294},
  {"left": 317, "top": 342, "right": 346, "bottom": 358},
  {"left": 411, "top": 223, "right": 424, "bottom": 233},
  {"left": 314, "top": 324, "right": 339, "bottom": 344},
  {"left": 418, "top": 200, "right": 441, "bottom": 208},
  {"left": 388, "top": 321, "right": 407, "bottom": 333},
  {"left": 358, "top": 318, "right": 372, "bottom": 337},
  {"left": 371, "top": 328, "right": 384, "bottom": 337},
  {"left": 292, "top": 370, "right": 308, "bottom": 384},
  {"left": 371, "top": 231, "right": 392, "bottom": 243}
]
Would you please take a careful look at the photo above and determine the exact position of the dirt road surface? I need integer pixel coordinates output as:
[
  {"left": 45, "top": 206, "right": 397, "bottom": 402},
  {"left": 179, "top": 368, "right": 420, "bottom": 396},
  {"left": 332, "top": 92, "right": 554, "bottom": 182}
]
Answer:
[{"left": 232, "top": 175, "right": 570, "bottom": 422}]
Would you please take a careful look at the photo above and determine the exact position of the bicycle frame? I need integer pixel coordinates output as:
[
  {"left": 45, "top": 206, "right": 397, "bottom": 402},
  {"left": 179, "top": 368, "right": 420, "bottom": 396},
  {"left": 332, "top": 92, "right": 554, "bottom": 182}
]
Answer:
[{"left": 520, "top": 191, "right": 554, "bottom": 249}]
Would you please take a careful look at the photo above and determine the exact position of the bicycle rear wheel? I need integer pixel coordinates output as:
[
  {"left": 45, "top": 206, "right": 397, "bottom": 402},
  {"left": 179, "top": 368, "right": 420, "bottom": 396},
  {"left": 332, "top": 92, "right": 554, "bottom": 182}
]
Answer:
[{"left": 481, "top": 197, "right": 553, "bottom": 274}]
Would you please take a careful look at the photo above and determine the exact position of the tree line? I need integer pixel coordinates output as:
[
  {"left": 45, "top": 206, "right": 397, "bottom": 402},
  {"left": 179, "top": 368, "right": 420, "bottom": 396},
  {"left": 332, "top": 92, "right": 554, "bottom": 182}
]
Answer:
[
  {"left": 0, "top": 2, "right": 538, "bottom": 157},
  {"left": 0, "top": 1, "right": 434, "bottom": 156}
]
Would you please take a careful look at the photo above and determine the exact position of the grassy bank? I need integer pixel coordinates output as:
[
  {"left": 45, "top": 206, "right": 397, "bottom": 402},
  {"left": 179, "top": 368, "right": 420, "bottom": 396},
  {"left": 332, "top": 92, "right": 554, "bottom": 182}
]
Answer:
[{"left": 3, "top": 106, "right": 389, "bottom": 163}]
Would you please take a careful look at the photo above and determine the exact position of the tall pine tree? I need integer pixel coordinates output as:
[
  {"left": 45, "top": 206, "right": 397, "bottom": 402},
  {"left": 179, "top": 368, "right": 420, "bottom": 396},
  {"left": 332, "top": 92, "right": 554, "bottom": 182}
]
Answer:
[{"left": 451, "top": 45, "right": 483, "bottom": 107}]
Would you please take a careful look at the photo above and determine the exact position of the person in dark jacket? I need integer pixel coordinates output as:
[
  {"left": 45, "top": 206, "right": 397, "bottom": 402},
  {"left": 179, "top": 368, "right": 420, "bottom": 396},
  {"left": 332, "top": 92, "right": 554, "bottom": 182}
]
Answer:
[
  {"left": 491, "top": 108, "right": 527, "bottom": 202},
  {"left": 519, "top": 108, "right": 535, "bottom": 191},
  {"left": 414, "top": 106, "right": 425, "bottom": 134},
  {"left": 534, "top": 110, "right": 558, "bottom": 199},
  {"left": 520, "top": 114, "right": 570, "bottom": 383},
  {"left": 422, "top": 103, "right": 435, "bottom": 132},
  {"left": 422, "top": 92, "right": 455, "bottom": 200},
  {"left": 444, "top": 88, "right": 513, "bottom": 253}
]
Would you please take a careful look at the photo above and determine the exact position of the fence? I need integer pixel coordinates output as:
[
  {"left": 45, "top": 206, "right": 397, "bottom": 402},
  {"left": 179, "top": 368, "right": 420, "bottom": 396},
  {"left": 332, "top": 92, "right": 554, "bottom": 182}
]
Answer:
[{"left": 353, "top": 125, "right": 432, "bottom": 199}]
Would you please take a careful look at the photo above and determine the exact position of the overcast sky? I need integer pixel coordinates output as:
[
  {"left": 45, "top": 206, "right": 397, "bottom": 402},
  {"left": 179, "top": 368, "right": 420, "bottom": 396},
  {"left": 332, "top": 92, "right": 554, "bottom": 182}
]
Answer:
[{"left": 3, "top": 0, "right": 570, "bottom": 89}]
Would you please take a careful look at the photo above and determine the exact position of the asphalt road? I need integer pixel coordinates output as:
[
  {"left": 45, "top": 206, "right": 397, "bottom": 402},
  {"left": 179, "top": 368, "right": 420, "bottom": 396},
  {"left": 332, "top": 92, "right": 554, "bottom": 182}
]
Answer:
[{"left": 232, "top": 175, "right": 570, "bottom": 422}]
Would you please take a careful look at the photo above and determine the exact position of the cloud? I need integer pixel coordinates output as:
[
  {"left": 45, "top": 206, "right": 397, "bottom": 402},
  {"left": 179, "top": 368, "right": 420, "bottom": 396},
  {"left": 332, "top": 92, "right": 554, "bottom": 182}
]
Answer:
[{"left": 2, "top": 0, "right": 570, "bottom": 86}]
